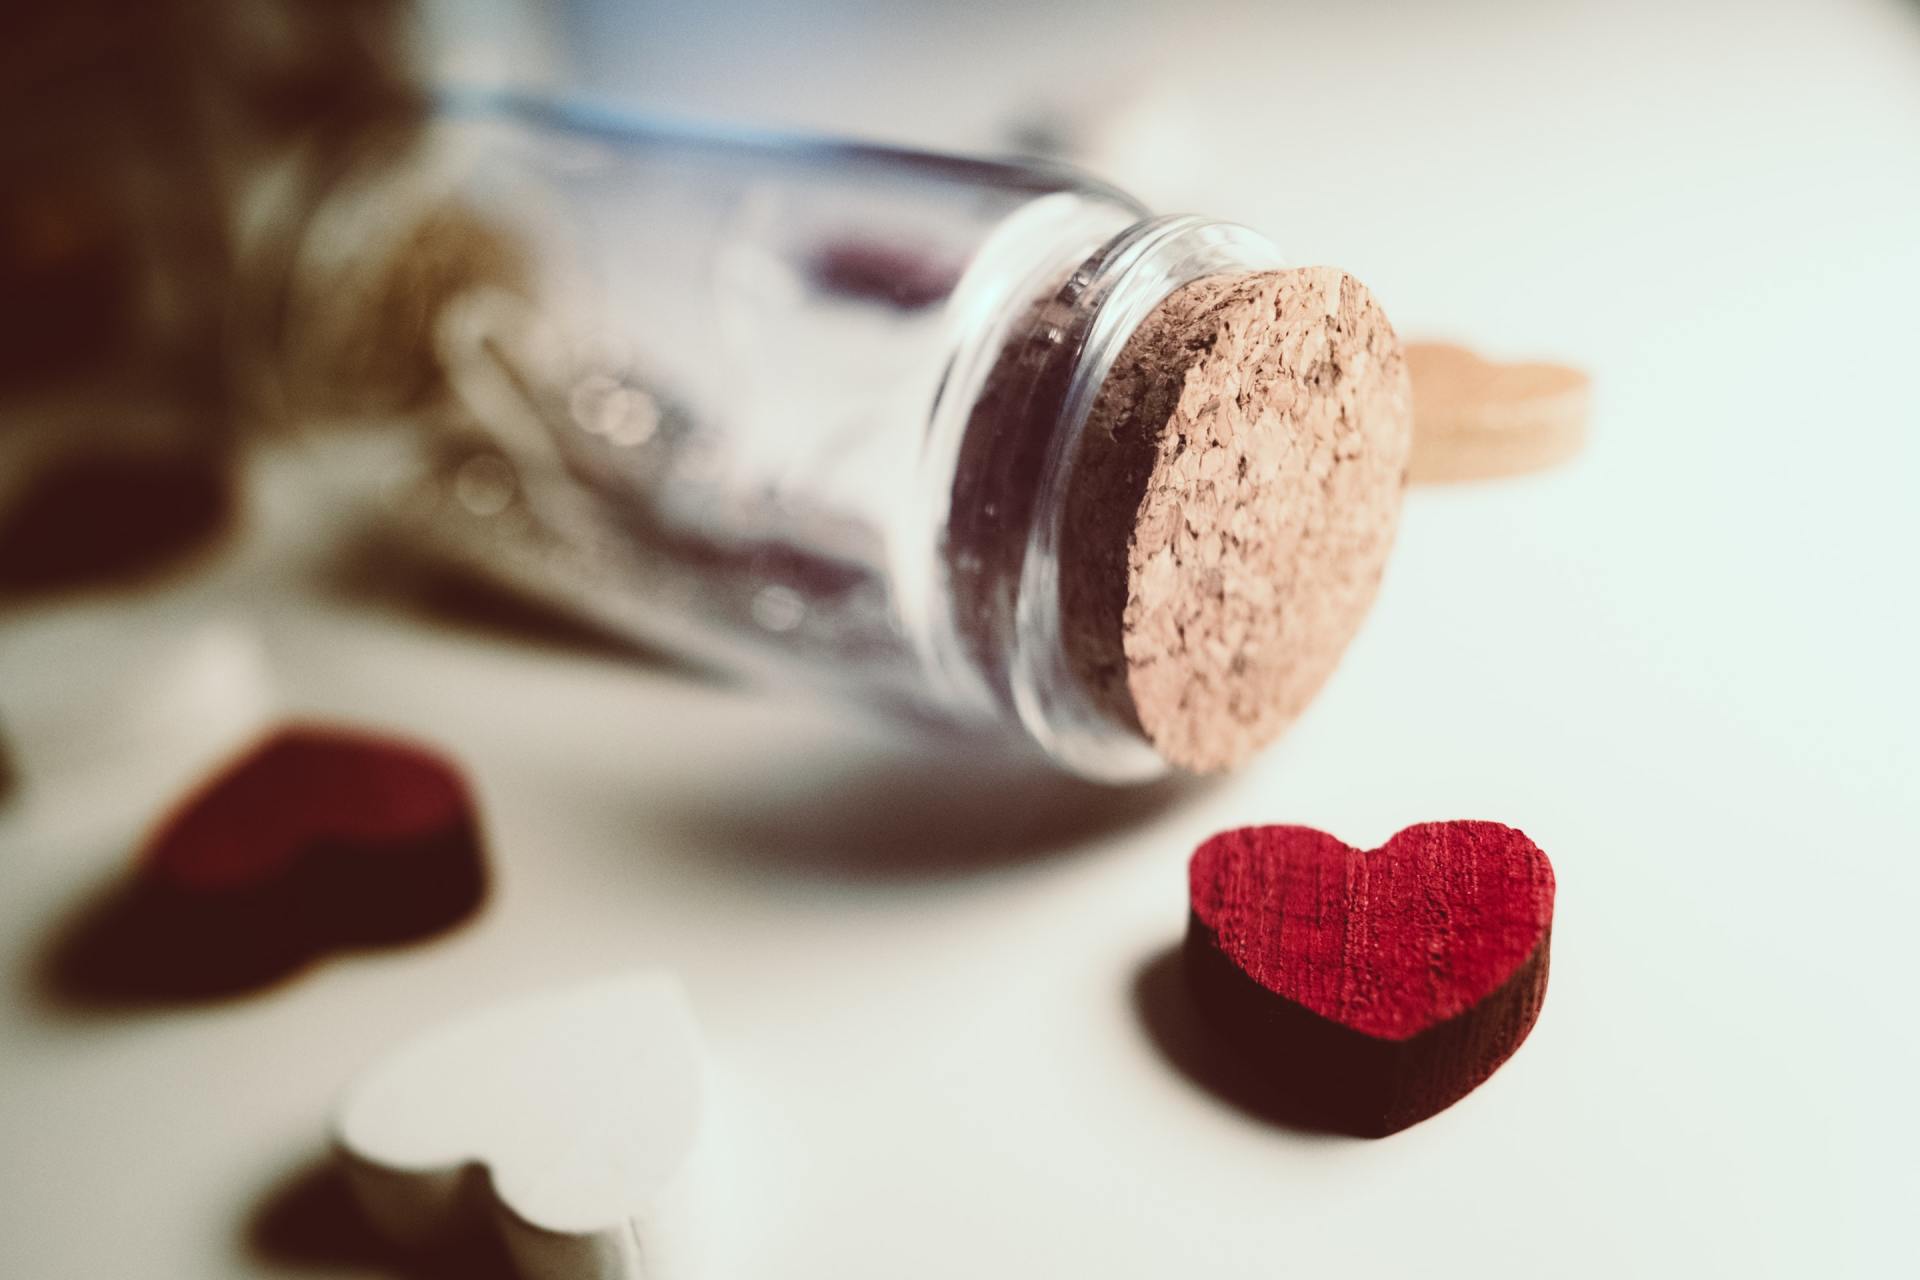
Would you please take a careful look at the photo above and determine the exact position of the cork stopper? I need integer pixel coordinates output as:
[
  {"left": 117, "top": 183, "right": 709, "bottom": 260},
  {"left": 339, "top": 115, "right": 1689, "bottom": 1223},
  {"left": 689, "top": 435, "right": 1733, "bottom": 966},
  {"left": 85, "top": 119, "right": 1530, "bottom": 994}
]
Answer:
[{"left": 1061, "top": 267, "right": 1412, "bottom": 773}]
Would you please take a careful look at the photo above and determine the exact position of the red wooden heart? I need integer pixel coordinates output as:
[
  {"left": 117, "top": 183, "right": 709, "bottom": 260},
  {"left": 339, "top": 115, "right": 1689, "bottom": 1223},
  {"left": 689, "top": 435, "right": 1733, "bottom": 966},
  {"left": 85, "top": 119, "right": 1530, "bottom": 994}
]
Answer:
[
  {"left": 116, "top": 725, "right": 486, "bottom": 996},
  {"left": 1186, "top": 821, "right": 1554, "bottom": 1136}
]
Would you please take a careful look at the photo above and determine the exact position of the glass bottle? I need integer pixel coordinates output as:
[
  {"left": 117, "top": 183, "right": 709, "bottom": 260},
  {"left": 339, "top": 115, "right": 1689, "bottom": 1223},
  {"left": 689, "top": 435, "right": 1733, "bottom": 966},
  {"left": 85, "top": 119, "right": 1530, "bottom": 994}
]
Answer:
[{"left": 245, "top": 92, "right": 1410, "bottom": 783}]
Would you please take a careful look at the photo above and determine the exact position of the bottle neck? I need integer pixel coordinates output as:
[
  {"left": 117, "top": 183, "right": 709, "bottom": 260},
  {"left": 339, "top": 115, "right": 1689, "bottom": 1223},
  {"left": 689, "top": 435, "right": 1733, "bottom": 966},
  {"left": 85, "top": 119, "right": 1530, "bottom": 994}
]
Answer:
[{"left": 932, "top": 215, "right": 1288, "bottom": 782}]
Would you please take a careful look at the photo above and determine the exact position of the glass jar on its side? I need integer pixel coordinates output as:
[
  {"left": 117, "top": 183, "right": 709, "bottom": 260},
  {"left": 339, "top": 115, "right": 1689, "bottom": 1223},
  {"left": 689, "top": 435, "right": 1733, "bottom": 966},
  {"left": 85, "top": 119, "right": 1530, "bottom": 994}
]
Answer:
[{"left": 248, "top": 93, "right": 1412, "bottom": 782}]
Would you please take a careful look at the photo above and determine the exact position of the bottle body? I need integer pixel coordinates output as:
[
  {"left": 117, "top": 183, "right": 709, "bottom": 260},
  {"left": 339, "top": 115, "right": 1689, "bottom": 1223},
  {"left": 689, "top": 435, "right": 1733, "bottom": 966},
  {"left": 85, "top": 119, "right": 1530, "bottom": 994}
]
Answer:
[{"left": 261, "top": 96, "right": 1313, "bottom": 781}]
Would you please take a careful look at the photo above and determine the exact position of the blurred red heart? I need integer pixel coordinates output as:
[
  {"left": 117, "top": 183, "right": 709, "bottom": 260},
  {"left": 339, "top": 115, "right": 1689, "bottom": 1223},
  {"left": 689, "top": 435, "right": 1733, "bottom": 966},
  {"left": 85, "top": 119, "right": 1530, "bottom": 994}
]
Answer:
[
  {"left": 1187, "top": 821, "right": 1554, "bottom": 1136},
  {"left": 117, "top": 725, "right": 486, "bottom": 996}
]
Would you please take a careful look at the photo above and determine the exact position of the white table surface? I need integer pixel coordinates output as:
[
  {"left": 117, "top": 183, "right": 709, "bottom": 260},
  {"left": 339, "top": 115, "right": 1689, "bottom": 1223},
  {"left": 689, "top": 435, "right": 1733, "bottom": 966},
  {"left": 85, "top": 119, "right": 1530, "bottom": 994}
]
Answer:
[{"left": 3, "top": 1, "right": 1916, "bottom": 1275}]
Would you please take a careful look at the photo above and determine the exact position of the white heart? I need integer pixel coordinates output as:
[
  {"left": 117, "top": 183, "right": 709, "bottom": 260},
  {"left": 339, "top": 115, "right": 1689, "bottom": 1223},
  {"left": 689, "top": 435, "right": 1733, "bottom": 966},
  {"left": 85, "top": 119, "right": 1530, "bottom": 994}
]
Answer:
[{"left": 334, "top": 970, "right": 705, "bottom": 1280}]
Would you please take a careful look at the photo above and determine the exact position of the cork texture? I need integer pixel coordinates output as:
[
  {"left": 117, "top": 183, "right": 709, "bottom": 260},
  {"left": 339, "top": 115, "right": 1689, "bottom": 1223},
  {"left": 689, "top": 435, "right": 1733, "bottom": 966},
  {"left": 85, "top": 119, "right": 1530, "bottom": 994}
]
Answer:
[
  {"left": 1405, "top": 341, "right": 1589, "bottom": 483},
  {"left": 1062, "top": 268, "right": 1412, "bottom": 773}
]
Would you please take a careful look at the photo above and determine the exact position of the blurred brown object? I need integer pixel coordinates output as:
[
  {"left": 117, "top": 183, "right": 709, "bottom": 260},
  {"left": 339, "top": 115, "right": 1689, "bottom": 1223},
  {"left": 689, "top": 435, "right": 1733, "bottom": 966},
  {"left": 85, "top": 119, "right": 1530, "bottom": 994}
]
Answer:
[
  {"left": 0, "top": 1, "right": 423, "bottom": 592},
  {"left": 267, "top": 194, "right": 532, "bottom": 423},
  {"left": 0, "top": 173, "right": 135, "bottom": 392},
  {"left": 0, "top": 453, "right": 233, "bottom": 596}
]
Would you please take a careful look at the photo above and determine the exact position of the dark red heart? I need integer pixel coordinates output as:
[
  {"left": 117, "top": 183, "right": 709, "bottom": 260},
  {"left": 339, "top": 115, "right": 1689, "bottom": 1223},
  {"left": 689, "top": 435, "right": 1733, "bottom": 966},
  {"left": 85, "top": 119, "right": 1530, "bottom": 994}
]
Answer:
[
  {"left": 52, "top": 725, "right": 486, "bottom": 1001},
  {"left": 1186, "top": 821, "right": 1554, "bottom": 1136}
]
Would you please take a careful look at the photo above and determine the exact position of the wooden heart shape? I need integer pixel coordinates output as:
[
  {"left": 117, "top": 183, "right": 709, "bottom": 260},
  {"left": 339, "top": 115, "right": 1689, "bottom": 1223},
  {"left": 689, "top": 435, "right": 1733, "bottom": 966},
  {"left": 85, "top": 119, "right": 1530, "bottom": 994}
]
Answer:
[
  {"left": 129, "top": 724, "right": 485, "bottom": 994},
  {"left": 335, "top": 971, "right": 706, "bottom": 1280},
  {"left": 1186, "top": 821, "right": 1554, "bottom": 1136},
  {"left": 1405, "top": 341, "right": 1589, "bottom": 483}
]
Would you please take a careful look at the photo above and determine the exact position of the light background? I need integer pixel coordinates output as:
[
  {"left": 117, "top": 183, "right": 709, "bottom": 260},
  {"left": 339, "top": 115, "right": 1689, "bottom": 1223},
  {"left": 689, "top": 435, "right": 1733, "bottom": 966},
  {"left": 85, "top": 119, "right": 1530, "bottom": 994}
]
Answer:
[{"left": 3, "top": 0, "right": 1916, "bottom": 1275}]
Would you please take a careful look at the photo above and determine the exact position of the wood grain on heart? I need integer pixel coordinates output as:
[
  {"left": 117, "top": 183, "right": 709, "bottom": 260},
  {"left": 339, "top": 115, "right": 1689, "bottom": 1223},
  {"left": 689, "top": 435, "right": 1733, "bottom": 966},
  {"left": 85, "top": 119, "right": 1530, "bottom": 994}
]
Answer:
[
  {"left": 129, "top": 724, "right": 484, "bottom": 994},
  {"left": 334, "top": 971, "right": 706, "bottom": 1280},
  {"left": 1186, "top": 821, "right": 1554, "bottom": 1136},
  {"left": 1406, "top": 341, "right": 1589, "bottom": 482}
]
